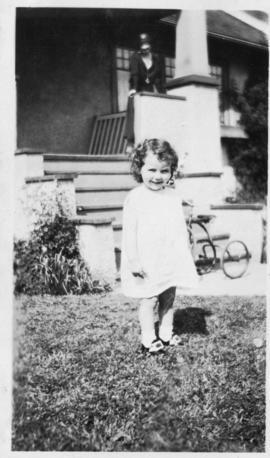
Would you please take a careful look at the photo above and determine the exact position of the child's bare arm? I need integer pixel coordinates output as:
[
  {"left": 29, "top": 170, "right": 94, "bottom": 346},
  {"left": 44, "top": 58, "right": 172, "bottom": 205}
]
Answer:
[
  {"left": 129, "top": 262, "right": 147, "bottom": 279},
  {"left": 123, "top": 195, "right": 146, "bottom": 279}
]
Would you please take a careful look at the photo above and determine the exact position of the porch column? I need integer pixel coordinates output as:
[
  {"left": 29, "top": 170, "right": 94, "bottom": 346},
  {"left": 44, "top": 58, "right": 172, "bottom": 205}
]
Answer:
[
  {"left": 167, "top": 11, "right": 223, "bottom": 184},
  {"left": 0, "top": 2, "right": 15, "bottom": 451},
  {"left": 175, "top": 10, "right": 209, "bottom": 77}
]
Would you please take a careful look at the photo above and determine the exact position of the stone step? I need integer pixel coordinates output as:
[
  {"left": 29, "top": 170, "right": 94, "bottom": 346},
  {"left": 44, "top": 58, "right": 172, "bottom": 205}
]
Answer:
[
  {"left": 75, "top": 187, "right": 133, "bottom": 206},
  {"left": 77, "top": 204, "right": 123, "bottom": 223},
  {"left": 76, "top": 173, "right": 136, "bottom": 188},
  {"left": 45, "top": 170, "right": 136, "bottom": 189},
  {"left": 44, "top": 154, "right": 131, "bottom": 173}
]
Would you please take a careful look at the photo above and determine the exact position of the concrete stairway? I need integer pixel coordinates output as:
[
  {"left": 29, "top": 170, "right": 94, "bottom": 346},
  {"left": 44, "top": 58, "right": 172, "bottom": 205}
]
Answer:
[{"left": 43, "top": 154, "right": 137, "bottom": 249}]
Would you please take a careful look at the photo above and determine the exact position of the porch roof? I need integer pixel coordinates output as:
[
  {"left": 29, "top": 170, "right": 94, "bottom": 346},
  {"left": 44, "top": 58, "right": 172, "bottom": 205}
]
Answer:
[
  {"left": 160, "top": 10, "right": 268, "bottom": 50},
  {"left": 17, "top": 8, "right": 268, "bottom": 50}
]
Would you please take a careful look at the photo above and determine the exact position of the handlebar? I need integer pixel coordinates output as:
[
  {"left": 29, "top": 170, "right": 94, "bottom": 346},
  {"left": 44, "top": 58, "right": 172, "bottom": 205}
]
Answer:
[
  {"left": 183, "top": 200, "right": 216, "bottom": 224},
  {"left": 190, "top": 214, "right": 216, "bottom": 224},
  {"left": 182, "top": 199, "right": 194, "bottom": 207}
]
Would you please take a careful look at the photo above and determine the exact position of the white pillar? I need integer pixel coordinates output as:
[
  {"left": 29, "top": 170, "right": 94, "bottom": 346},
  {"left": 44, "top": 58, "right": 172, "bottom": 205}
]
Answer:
[
  {"left": 0, "top": 2, "right": 15, "bottom": 452},
  {"left": 166, "top": 10, "right": 224, "bottom": 207},
  {"left": 175, "top": 10, "right": 209, "bottom": 77}
]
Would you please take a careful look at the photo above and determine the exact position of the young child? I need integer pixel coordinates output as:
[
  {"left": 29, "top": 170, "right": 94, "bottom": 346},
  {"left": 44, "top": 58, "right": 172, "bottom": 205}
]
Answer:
[{"left": 121, "top": 139, "right": 198, "bottom": 354}]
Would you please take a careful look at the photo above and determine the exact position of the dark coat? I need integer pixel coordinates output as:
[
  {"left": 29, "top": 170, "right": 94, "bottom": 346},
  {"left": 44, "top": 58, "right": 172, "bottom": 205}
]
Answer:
[{"left": 129, "top": 51, "right": 166, "bottom": 93}]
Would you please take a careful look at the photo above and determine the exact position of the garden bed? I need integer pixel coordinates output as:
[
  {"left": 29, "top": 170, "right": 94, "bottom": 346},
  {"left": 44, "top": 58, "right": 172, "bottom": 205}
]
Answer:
[{"left": 12, "top": 292, "right": 266, "bottom": 452}]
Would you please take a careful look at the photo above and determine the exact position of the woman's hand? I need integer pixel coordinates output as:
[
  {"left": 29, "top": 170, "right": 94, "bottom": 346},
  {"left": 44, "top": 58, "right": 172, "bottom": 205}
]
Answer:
[{"left": 129, "top": 89, "right": 137, "bottom": 97}]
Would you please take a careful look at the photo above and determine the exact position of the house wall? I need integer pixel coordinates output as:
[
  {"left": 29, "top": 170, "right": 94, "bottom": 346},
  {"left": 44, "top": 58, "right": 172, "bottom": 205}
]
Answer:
[
  {"left": 208, "top": 36, "right": 268, "bottom": 90},
  {"left": 16, "top": 13, "right": 113, "bottom": 154},
  {"left": 16, "top": 10, "right": 175, "bottom": 155}
]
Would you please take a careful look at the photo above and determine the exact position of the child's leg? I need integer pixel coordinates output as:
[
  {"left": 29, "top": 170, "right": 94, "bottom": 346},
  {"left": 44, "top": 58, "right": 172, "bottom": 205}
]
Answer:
[
  {"left": 138, "top": 296, "right": 157, "bottom": 348},
  {"left": 158, "top": 287, "right": 176, "bottom": 342}
]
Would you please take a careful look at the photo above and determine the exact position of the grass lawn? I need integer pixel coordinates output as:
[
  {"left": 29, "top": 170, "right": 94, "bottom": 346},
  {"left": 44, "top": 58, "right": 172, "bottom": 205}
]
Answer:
[{"left": 12, "top": 292, "right": 266, "bottom": 452}]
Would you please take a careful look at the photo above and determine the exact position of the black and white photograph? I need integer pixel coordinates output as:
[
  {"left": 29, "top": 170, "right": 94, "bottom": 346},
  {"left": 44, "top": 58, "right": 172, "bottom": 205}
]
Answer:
[{"left": 0, "top": 0, "right": 268, "bottom": 454}]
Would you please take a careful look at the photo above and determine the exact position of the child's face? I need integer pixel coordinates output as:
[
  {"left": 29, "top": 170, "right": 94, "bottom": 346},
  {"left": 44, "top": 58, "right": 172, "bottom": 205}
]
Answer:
[{"left": 141, "top": 151, "right": 171, "bottom": 191}]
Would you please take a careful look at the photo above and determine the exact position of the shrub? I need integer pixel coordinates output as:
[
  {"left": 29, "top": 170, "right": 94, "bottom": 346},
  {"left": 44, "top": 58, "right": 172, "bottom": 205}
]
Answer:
[
  {"left": 14, "top": 215, "right": 111, "bottom": 295},
  {"left": 227, "top": 78, "right": 268, "bottom": 202}
]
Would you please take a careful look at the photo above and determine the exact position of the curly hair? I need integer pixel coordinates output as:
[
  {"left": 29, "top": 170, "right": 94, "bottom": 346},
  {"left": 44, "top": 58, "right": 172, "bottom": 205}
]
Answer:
[{"left": 130, "top": 139, "right": 178, "bottom": 183}]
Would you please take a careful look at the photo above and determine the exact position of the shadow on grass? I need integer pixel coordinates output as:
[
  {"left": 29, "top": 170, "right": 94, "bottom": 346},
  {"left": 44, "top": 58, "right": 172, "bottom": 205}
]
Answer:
[
  {"left": 154, "top": 307, "right": 212, "bottom": 337},
  {"left": 173, "top": 307, "right": 212, "bottom": 335}
]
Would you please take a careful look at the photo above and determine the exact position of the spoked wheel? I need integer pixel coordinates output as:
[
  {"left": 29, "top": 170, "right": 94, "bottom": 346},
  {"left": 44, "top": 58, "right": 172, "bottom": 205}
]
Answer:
[
  {"left": 221, "top": 240, "right": 251, "bottom": 279},
  {"left": 195, "top": 241, "right": 217, "bottom": 275}
]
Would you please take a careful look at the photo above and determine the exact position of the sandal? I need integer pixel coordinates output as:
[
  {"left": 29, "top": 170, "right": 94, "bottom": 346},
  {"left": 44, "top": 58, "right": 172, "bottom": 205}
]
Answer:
[
  {"left": 169, "top": 334, "right": 183, "bottom": 346},
  {"left": 161, "top": 334, "right": 183, "bottom": 346},
  {"left": 141, "top": 339, "right": 164, "bottom": 354}
]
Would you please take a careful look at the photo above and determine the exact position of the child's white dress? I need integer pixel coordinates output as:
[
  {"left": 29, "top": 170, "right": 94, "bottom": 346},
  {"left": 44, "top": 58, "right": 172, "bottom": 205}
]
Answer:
[{"left": 121, "top": 185, "right": 199, "bottom": 298}]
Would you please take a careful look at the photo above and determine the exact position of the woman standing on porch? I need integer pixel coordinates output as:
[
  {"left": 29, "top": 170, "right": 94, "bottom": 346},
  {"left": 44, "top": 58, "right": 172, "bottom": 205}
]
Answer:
[{"left": 124, "top": 34, "right": 166, "bottom": 154}]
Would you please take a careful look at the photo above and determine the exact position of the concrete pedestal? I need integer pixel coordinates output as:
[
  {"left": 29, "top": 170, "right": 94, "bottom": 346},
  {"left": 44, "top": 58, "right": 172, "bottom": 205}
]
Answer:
[
  {"left": 15, "top": 150, "right": 45, "bottom": 187},
  {"left": 134, "top": 92, "right": 187, "bottom": 154},
  {"left": 15, "top": 175, "right": 77, "bottom": 240},
  {"left": 75, "top": 218, "right": 116, "bottom": 285}
]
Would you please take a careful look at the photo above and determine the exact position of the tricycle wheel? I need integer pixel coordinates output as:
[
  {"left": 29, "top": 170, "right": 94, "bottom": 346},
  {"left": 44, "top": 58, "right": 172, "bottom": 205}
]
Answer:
[{"left": 221, "top": 240, "right": 250, "bottom": 279}]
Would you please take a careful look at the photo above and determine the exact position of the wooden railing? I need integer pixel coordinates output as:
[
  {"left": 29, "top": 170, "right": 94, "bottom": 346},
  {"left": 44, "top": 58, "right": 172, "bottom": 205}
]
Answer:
[{"left": 88, "top": 112, "right": 127, "bottom": 155}]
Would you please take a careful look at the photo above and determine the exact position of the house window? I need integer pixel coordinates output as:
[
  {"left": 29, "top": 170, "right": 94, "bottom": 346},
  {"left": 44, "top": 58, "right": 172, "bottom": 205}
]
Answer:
[
  {"left": 209, "top": 64, "right": 226, "bottom": 125},
  {"left": 165, "top": 56, "right": 175, "bottom": 80},
  {"left": 115, "top": 47, "right": 133, "bottom": 111},
  {"left": 209, "top": 64, "right": 223, "bottom": 86},
  {"left": 116, "top": 47, "right": 134, "bottom": 71}
]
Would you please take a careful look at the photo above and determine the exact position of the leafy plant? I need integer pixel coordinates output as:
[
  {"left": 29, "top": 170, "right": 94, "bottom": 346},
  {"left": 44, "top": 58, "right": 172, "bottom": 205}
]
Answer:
[
  {"left": 36, "top": 250, "right": 110, "bottom": 295},
  {"left": 226, "top": 78, "right": 268, "bottom": 202},
  {"left": 14, "top": 238, "right": 47, "bottom": 295},
  {"left": 14, "top": 215, "right": 111, "bottom": 295}
]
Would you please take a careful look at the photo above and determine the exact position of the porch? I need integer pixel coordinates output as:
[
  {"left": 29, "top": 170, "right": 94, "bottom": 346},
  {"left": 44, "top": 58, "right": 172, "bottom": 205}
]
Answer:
[{"left": 16, "top": 8, "right": 267, "bottom": 155}]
